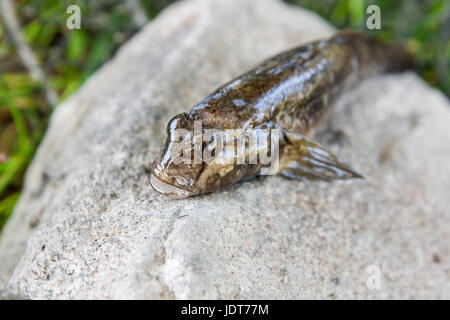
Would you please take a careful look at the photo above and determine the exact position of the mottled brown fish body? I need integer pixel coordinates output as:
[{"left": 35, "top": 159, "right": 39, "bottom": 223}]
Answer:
[
  {"left": 151, "top": 30, "right": 412, "bottom": 198},
  {"left": 189, "top": 30, "right": 412, "bottom": 135}
]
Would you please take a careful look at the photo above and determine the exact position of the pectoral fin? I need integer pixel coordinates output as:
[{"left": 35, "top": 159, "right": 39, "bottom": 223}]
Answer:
[{"left": 279, "top": 131, "right": 364, "bottom": 181}]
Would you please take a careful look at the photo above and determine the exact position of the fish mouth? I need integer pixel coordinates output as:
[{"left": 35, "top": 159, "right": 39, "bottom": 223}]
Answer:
[{"left": 150, "top": 173, "right": 192, "bottom": 199}]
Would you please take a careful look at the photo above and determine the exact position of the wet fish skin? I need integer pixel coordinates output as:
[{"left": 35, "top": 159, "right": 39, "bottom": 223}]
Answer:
[{"left": 150, "top": 30, "right": 413, "bottom": 199}]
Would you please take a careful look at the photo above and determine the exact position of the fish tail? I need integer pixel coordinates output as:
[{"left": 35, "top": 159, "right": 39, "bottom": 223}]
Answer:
[{"left": 333, "top": 29, "right": 414, "bottom": 77}]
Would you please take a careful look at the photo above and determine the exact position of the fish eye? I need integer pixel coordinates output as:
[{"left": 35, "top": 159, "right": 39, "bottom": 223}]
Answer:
[{"left": 167, "top": 112, "right": 190, "bottom": 135}]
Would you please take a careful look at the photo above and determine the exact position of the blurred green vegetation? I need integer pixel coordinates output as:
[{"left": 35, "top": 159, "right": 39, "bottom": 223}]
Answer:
[
  {"left": 0, "top": 0, "right": 177, "bottom": 229},
  {"left": 0, "top": 0, "right": 448, "bottom": 230}
]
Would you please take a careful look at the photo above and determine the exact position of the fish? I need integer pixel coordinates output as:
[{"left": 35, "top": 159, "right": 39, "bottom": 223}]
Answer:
[{"left": 150, "top": 30, "right": 413, "bottom": 199}]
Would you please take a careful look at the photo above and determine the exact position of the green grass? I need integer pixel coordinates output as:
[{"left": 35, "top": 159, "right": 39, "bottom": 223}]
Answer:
[
  {"left": 0, "top": 0, "right": 448, "bottom": 230},
  {"left": 0, "top": 0, "right": 177, "bottom": 229}
]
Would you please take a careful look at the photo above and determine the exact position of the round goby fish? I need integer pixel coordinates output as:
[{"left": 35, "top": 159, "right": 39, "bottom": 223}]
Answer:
[{"left": 150, "top": 30, "right": 413, "bottom": 199}]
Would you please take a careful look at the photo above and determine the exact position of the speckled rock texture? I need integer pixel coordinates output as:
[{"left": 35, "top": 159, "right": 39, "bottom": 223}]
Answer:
[{"left": 0, "top": 0, "right": 449, "bottom": 299}]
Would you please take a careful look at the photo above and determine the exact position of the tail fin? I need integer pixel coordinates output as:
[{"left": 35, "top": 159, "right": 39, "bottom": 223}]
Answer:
[{"left": 333, "top": 29, "right": 414, "bottom": 75}]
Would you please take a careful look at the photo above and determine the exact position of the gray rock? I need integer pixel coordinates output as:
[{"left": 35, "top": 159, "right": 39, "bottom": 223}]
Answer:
[{"left": 0, "top": 0, "right": 449, "bottom": 299}]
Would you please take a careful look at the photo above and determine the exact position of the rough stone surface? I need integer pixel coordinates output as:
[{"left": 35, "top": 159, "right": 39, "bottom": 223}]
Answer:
[{"left": 0, "top": 0, "right": 449, "bottom": 299}]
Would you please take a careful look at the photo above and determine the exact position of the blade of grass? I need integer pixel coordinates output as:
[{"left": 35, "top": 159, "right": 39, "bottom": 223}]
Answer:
[
  {"left": 0, "top": 192, "right": 20, "bottom": 228},
  {"left": 0, "top": 106, "right": 33, "bottom": 196}
]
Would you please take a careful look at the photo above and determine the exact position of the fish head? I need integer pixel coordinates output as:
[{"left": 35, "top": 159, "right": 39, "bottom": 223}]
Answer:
[
  {"left": 150, "top": 112, "right": 248, "bottom": 199},
  {"left": 150, "top": 112, "right": 203, "bottom": 198}
]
